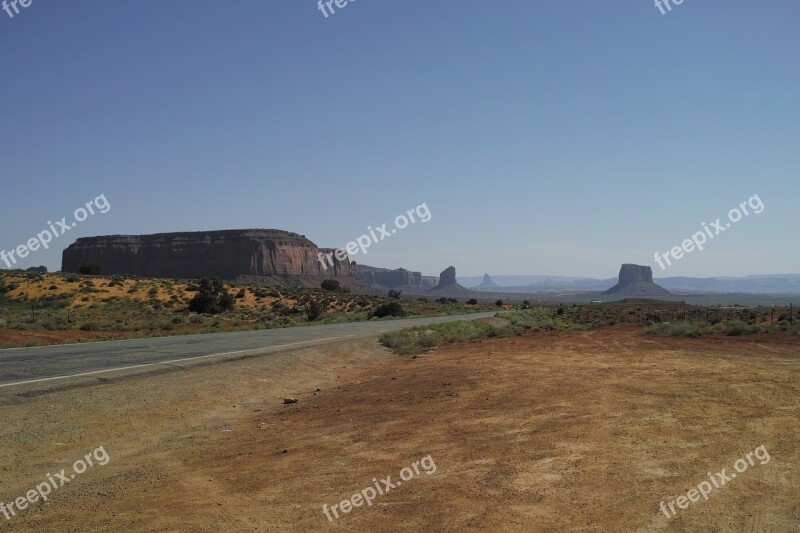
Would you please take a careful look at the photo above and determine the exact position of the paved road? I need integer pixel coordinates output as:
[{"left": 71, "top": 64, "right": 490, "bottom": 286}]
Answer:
[{"left": 0, "top": 313, "right": 496, "bottom": 389}]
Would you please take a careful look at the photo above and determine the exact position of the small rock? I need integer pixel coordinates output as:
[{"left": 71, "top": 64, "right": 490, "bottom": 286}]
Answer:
[{"left": 283, "top": 397, "right": 298, "bottom": 404}]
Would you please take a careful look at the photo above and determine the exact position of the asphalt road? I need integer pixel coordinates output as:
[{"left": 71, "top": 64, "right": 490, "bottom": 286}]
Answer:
[{"left": 0, "top": 312, "right": 496, "bottom": 389}]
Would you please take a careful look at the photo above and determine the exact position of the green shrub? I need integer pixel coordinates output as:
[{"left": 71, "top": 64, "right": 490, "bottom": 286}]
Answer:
[
  {"left": 188, "top": 278, "right": 235, "bottom": 314},
  {"left": 467, "top": 298, "right": 478, "bottom": 305},
  {"left": 321, "top": 279, "right": 340, "bottom": 291},
  {"left": 79, "top": 263, "right": 102, "bottom": 275},
  {"left": 306, "top": 299, "right": 328, "bottom": 321},
  {"left": 387, "top": 290, "right": 402, "bottom": 299},
  {"left": 79, "top": 321, "right": 100, "bottom": 331},
  {"left": 371, "top": 302, "right": 406, "bottom": 318}
]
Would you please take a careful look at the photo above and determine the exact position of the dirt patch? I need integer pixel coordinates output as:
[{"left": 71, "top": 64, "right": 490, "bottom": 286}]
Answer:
[{"left": 0, "top": 326, "right": 798, "bottom": 531}]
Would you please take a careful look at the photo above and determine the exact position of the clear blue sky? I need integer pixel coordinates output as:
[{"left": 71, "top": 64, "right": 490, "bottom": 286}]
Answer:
[{"left": 1, "top": 0, "right": 797, "bottom": 278}]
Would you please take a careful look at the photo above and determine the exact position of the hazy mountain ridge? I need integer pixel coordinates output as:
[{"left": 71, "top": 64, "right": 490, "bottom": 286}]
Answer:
[{"left": 462, "top": 274, "right": 800, "bottom": 294}]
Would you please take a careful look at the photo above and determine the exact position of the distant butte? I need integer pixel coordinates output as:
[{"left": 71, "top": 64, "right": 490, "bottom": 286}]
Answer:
[{"left": 603, "top": 264, "right": 671, "bottom": 298}]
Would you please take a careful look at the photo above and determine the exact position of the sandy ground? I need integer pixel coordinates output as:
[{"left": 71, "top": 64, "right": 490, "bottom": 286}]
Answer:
[{"left": 0, "top": 326, "right": 798, "bottom": 532}]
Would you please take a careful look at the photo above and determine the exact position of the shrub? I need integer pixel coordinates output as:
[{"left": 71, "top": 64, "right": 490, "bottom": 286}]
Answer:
[
  {"left": 79, "top": 321, "right": 100, "bottom": 331},
  {"left": 306, "top": 299, "right": 328, "bottom": 321},
  {"left": 724, "top": 320, "right": 763, "bottom": 336},
  {"left": 321, "top": 279, "right": 341, "bottom": 291},
  {"left": 495, "top": 300, "right": 504, "bottom": 307},
  {"left": 187, "top": 278, "right": 235, "bottom": 314},
  {"left": 371, "top": 302, "right": 406, "bottom": 318},
  {"left": 235, "top": 288, "right": 246, "bottom": 299},
  {"left": 79, "top": 263, "right": 102, "bottom": 275},
  {"left": 467, "top": 298, "right": 478, "bottom": 305},
  {"left": 387, "top": 290, "right": 402, "bottom": 299}
]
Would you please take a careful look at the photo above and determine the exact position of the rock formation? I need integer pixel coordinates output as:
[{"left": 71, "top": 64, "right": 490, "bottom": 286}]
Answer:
[
  {"left": 602, "top": 264, "right": 671, "bottom": 298},
  {"left": 429, "top": 266, "right": 471, "bottom": 294},
  {"left": 62, "top": 229, "right": 355, "bottom": 279},
  {"left": 356, "top": 264, "right": 438, "bottom": 290},
  {"left": 356, "top": 266, "right": 421, "bottom": 288},
  {"left": 479, "top": 273, "right": 498, "bottom": 289}
]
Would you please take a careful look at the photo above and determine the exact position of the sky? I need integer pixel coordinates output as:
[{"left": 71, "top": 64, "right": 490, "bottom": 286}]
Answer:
[{"left": 1, "top": 0, "right": 798, "bottom": 279}]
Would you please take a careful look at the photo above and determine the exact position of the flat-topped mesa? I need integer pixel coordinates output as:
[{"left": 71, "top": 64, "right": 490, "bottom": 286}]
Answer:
[
  {"left": 618, "top": 264, "right": 654, "bottom": 284},
  {"left": 354, "top": 264, "right": 443, "bottom": 290},
  {"left": 603, "top": 264, "right": 671, "bottom": 297},
  {"left": 61, "top": 229, "right": 355, "bottom": 279}
]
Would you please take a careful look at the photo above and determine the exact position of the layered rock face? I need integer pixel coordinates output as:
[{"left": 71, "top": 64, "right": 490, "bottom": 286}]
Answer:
[
  {"left": 357, "top": 268, "right": 421, "bottom": 288},
  {"left": 62, "top": 230, "right": 355, "bottom": 279},
  {"left": 603, "top": 264, "right": 671, "bottom": 298},
  {"left": 430, "top": 266, "right": 471, "bottom": 294},
  {"left": 437, "top": 266, "right": 457, "bottom": 286},
  {"left": 356, "top": 264, "right": 432, "bottom": 289}
]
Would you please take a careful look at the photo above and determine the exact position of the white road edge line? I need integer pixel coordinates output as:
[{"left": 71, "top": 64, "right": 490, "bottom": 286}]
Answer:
[{"left": 0, "top": 335, "right": 355, "bottom": 389}]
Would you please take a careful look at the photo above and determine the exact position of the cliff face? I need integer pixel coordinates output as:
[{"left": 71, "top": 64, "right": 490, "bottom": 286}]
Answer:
[
  {"left": 356, "top": 265, "right": 426, "bottom": 289},
  {"left": 62, "top": 230, "right": 355, "bottom": 279},
  {"left": 430, "top": 266, "right": 471, "bottom": 294}
]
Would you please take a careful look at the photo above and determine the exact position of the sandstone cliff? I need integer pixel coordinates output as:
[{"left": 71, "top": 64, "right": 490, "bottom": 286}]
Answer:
[{"left": 62, "top": 230, "right": 355, "bottom": 279}]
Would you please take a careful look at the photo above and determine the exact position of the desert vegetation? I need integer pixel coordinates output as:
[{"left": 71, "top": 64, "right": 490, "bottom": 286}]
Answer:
[
  {"left": 0, "top": 270, "right": 496, "bottom": 348},
  {"left": 380, "top": 302, "right": 799, "bottom": 355},
  {"left": 380, "top": 307, "right": 584, "bottom": 354}
]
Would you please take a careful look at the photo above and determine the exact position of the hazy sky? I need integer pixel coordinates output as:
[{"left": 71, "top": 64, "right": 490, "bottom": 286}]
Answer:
[{"left": 1, "top": 1, "right": 797, "bottom": 278}]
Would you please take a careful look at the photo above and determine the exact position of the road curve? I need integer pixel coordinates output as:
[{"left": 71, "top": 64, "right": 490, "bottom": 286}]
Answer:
[{"left": 0, "top": 312, "right": 496, "bottom": 389}]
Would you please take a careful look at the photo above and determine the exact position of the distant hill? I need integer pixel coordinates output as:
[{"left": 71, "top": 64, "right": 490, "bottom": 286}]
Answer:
[{"left": 464, "top": 273, "right": 800, "bottom": 294}]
